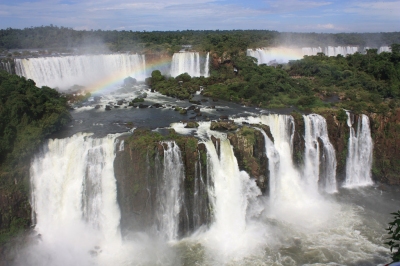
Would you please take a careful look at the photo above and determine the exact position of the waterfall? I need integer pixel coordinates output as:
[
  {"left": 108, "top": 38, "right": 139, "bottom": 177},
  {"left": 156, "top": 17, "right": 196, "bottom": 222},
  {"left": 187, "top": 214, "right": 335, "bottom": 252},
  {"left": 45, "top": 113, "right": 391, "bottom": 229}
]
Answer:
[
  {"left": 193, "top": 153, "right": 208, "bottom": 230},
  {"left": 203, "top": 52, "right": 210, "bottom": 77},
  {"left": 156, "top": 141, "right": 185, "bottom": 241},
  {"left": 302, "top": 47, "right": 323, "bottom": 56},
  {"left": 246, "top": 47, "right": 303, "bottom": 65},
  {"left": 344, "top": 112, "right": 373, "bottom": 187},
  {"left": 170, "top": 52, "right": 201, "bottom": 77},
  {"left": 15, "top": 54, "right": 146, "bottom": 89},
  {"left": 303, "top": 114, "right": 337, "bottom": 193},
  {"left": 247, "top": 46, "right": 360, "bottom": 65},
  {"left": 378, "top": 46, "right": 391, "bottom": 53},
  {"left": 29, "top": 133, "right": 122, "bottom": 264},
  {"left": 1, "top": 61, "right": 13, "bottom": 74},
  {"left": 201, "top": 138, "right": 265, "bottom": 262},
  {"left": 323, "top": 46, "right": 359, "bottom": 56}
]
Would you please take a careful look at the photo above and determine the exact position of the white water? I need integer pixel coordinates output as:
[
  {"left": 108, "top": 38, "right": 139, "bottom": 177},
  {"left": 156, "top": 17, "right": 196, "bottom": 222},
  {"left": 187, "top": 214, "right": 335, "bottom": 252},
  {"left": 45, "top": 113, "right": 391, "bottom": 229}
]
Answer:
[
  {"left": 204, "top": 52, "right": 210, "bottom": 77},
  {"left": 198, "top": 138, "right": 267, "bottom": 263},
  {"left": 15, "top": 54, "right": 147, "bottom": 89},
  {"left": 170, "top": 52, "right": 209, "bottom": 77},
  {"left": 27, "top": 133, "right": 122, "bottom": 265},
  {"left": 345, "top": 112, "right": 374, "bottom": 187},
  {"left": 156, "top": 141, "right": 185, "bottom": 241},
  {"left": 247, "top": 46, "right": 389, "bottom": 65},
  {"left": 303, "top": 114, "right": 337, "bottom": 193},
  {"left": 1, "top": 61, "right": 13, "bottom": 74}
]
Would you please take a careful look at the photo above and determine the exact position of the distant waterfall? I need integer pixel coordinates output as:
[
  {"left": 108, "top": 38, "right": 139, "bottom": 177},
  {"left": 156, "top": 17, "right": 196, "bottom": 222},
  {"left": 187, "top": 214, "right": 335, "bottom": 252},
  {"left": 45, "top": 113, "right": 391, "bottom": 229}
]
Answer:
[
  {"left": 15, "top": 54, "right": 146, "bottom": 89},
  {"left": 247, "top": 46, "right": 364, "bottom": 64},
  {"left": 344, "top": 112, "right": 373, "bottom": 187},
  {"left": 1, "top": 61, "right": 13, "bottom": 74},
  {"left": 247, "top": 47, "right": 303, "bottom": 65},
  {"left": 170, "top": 52, "right": 209, "bottom": 77},
  {"left": 156, "top": 141, "right": 185, "bottom": 241},
  {"left": 303, "top": 114, "right": 337, "bottom": 193},
  {"left": 204, "top": 52, "right": 210, "bottom": 77}
]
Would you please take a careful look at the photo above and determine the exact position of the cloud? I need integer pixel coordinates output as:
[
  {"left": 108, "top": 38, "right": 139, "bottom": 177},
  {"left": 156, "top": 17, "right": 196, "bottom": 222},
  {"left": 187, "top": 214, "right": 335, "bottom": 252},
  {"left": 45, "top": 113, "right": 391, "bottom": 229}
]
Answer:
[
  {"left": 0, "top": 0, "right": 398, "bottom": 32},
  {"left": 317, "top": 23, "right": 334, "bottom": 29},
  {"left": 344, "top": 0, "right": 400, "bottom": 19}
]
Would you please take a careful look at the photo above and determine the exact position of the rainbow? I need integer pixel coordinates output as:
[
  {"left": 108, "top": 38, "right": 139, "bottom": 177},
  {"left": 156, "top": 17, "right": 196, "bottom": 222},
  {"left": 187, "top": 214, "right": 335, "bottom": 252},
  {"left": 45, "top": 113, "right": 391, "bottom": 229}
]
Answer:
[{"left": 84, "top": 56, "right": 172, "bottom": 95}]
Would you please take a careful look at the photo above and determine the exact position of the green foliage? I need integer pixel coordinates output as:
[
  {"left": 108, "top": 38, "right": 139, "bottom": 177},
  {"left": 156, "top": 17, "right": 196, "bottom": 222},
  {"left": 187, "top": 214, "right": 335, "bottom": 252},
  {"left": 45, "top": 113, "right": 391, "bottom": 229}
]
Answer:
[
  {"left": 385, "top": 210, "right": 400, "bottom": 262},
  {"left": 0, "top": 71, "right": 71, "bottom": 166},
  {"left": 336, "top": 109, "right": 347, "bottom": 123},
  {"left": 0, "top": 71, "right": 71, "bottom": 244}
]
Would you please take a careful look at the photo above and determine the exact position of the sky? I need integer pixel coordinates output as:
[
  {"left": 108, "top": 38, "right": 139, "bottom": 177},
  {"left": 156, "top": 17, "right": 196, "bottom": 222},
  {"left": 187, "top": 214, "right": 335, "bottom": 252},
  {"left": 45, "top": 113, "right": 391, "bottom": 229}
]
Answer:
[{"left": 0, "top": 0, "right": 399, "bottom": 32}]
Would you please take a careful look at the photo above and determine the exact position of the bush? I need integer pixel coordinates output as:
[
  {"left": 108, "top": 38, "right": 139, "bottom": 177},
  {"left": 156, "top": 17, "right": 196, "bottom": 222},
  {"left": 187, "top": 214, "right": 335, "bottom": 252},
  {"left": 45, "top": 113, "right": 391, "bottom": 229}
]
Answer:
[{"left": 386, "top": 210, "right": 400, "bottom": 262}]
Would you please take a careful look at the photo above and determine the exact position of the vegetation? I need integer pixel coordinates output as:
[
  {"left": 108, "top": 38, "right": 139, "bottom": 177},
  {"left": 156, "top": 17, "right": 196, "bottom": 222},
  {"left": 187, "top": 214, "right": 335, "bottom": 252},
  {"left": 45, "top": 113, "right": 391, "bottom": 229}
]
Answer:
[
  {"left": 0, "top": 71, "right": 71, "bottom": 243},
  {"left": 386, "top": 210, "right": 400, "bottom": 262},
  {"left": 1, "top": 26, "right": 399, "bottom": 54},
  {"left": 147, "top": 44, "right": 400, "bottom": 114}
]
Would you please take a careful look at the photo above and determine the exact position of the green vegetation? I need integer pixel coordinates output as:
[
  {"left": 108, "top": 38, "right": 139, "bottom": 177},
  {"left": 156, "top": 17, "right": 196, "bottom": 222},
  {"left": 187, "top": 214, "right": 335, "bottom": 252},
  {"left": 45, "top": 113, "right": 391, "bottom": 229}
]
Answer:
[
  {"left": 148, "top": 44, "right": 400, "bottom": 114},
  {"left": 1, "top": 26, "right": 399, "bottom": 54},
  {"left": 386, "top": 210, "right": 400, "bottom": 262},
  {"left": 0, "top": 71, "right": 71, "bottom": 243}
]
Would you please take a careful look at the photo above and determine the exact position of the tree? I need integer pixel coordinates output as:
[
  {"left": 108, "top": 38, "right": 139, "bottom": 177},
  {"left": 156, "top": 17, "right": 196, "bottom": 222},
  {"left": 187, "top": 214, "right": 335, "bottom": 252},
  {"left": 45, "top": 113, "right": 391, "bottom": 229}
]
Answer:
[{"left": 386, "top": 210, "right": 400, "bottom": 262}]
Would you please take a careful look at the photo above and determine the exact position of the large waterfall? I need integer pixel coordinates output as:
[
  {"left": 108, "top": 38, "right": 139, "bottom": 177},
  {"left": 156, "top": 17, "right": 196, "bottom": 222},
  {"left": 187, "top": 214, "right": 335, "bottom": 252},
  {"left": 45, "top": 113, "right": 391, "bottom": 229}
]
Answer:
[
  {"left": 15, "top": 54, "right": 147, "bottom": 89},
  {"left": 344, "top": 112, "right": 373, "bottom": 187},
  {"left": 28, "top": 134, "right": 122, "bottom": 265},
  {"left": 170, "top": 52, "right": 209, "bottom": 77}
]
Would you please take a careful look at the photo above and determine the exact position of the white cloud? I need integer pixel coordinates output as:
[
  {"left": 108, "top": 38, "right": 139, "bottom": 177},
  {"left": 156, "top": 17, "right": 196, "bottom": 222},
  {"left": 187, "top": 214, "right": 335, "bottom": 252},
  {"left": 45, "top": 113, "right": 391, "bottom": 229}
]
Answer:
[
  {"left": 317, "top": 23, "right": 334, "bottom": 29},
  {"left": 345, "top": 0, "right": 400, "bottom": 19}
]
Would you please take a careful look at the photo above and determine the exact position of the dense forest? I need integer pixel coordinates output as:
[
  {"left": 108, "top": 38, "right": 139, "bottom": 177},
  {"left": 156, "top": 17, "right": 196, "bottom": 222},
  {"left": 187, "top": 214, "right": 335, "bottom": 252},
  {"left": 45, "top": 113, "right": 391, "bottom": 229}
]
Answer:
[
  {"left": 1, "top": 26, "right": 400, "bottom": 54},
  {"left": 0, "top": 71, "right": 71, "bottom": 243}
]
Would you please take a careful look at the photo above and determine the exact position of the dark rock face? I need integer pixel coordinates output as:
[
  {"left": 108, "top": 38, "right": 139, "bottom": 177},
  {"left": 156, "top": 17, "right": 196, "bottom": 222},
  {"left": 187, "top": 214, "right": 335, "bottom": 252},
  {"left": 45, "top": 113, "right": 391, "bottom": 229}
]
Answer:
[
  {"left": 114, "top": 129, "right": 210, "bottom": 237},
  {"left": 227, "top": 126, "right": 268, "bottom": 194},
  {"left": 369, "top": 110, "right": 400, "bottom": 185}
]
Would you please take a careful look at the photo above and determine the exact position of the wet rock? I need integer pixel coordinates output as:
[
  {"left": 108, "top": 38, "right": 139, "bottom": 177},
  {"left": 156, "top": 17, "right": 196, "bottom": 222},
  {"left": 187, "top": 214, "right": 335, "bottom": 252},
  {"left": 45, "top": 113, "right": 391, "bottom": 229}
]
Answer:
[
  {"left": 138, "top": 104, "right": 149, "bottom": 108},
  {"left": 95, "top": 105, "right": 101, "bottom": 109},
  {"left": 185, "top": 122, "right": 199, "bottom": 128},
  {"left": 152, "top": 103, "right": 163, "bottom": 108},
  {"left": 210, "top": 121, "right": 238, "bottom": 131},
  {"left": 105, "top": 105, "right": 112, "bottom": 111}
]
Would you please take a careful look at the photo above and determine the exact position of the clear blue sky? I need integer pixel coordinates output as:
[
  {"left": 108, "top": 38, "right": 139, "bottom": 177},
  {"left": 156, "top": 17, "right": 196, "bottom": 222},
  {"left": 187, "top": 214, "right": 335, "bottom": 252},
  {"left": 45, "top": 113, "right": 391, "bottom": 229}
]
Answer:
[{"left": 0, "top": 0, "right": 399, "bottom": 32}]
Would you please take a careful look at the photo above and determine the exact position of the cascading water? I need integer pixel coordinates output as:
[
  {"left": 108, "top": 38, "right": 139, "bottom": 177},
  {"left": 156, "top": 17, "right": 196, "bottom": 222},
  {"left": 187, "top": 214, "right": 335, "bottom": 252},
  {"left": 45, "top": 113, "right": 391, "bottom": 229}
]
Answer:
[
  {"left": 15, "top": 54, "right": 147, "bottom": 89},
  {"left": 345, "top": 112, "right": 374, "bottom": 187},
  {"left": 170, "top": 52, "right": 201, "bottom": 77},
  {"left": 27, "top": 133, "right": 122, "bottom": 265},
  {"left": 156, "top": 141, "right": 185, "bottom": 241},
  {"left": 198, "top": 136, "right": 266, "bottom": 263},
  {"left": 1, "top": 61, "right": 13, "bottom": 74},
  {"left": 303, "top": 114, "right": 337, "bottom": 193},
  {"left": 203, "top": 52, "right": 210, "bottom": 77}
]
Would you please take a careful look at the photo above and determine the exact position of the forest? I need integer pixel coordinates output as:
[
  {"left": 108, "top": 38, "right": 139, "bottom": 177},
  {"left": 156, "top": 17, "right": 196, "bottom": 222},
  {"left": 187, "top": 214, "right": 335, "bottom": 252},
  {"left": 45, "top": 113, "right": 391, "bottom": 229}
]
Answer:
[{"left": 1, "top": 25, "right": 400, "bottom": 54}]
